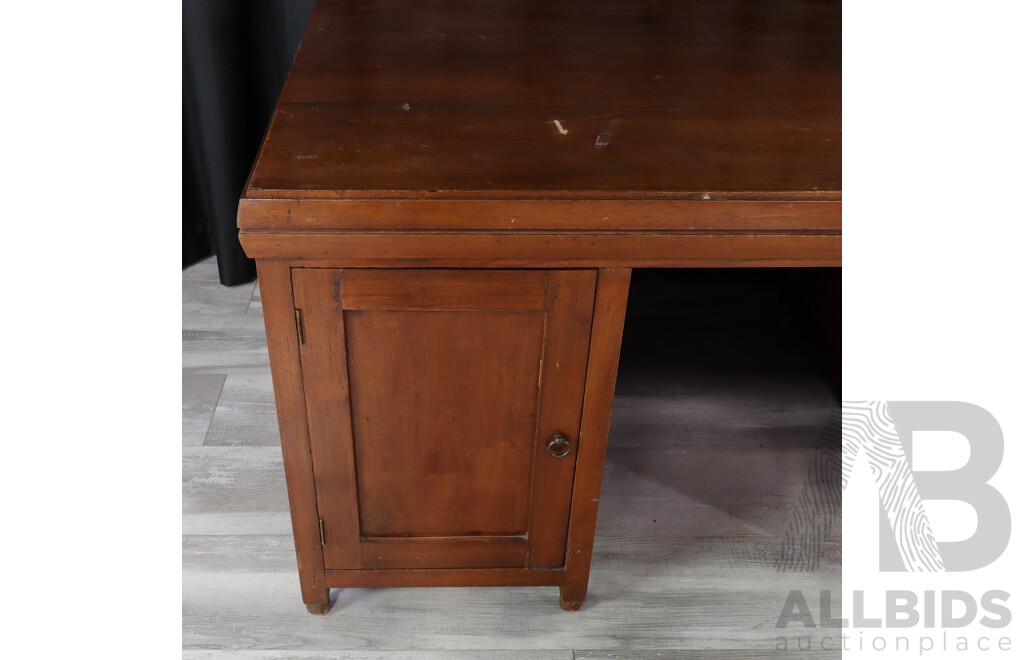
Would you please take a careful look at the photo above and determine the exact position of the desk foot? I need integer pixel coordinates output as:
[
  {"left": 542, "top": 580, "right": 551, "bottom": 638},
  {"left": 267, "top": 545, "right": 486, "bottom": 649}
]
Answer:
[
  {"left": 304, "top": 586, "right": 332, "bottom": 615},
  {"left": 559, "top": 586, "right": 584, "bottom": 611}
]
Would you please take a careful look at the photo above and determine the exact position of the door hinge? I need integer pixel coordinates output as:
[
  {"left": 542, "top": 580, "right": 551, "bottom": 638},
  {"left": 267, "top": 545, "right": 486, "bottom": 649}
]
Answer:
[
  {"left": 295, "top": 309, "right": 305, "bottom": 345},
  {"left": 318, "top": 517, "right": 326, "bottom": 546}
]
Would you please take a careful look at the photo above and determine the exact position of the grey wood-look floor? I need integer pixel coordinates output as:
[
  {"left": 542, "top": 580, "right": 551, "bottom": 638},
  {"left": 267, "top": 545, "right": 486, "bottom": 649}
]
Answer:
[{"left": 183, "top": 258, "right": 841, "bottom": 659}]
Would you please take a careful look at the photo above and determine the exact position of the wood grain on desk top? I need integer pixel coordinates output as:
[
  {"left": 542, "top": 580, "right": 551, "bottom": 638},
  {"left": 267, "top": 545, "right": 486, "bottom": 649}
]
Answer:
[{"left": 242, "top": 0, "right": 840, "bottom": 220}]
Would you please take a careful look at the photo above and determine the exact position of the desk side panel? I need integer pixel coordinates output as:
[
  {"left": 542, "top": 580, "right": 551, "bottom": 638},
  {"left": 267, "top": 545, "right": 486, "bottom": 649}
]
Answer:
[
  {"left": 254, "top": 260, "right": 329, "bottom": 606},
  {"left": 560, "top": 268, "right": 632, "bottom": 610}
]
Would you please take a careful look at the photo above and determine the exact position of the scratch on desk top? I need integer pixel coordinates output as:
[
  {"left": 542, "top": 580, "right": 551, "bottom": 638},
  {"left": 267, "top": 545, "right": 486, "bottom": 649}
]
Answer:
[
  {"left": 553, "top": 119, "right": 568, "bottom": 135},
  {"left": 595, "top": 119, "right": 622, "bottom": 147}
]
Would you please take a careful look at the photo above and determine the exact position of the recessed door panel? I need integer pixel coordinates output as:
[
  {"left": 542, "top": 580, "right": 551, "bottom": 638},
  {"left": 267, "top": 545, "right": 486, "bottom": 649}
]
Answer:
[{"left": 346, "top": 309, "right": 544, "bottom": 538}]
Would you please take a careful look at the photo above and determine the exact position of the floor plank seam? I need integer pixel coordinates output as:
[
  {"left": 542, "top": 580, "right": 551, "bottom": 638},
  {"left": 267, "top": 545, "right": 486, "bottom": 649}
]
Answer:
[{"left": 200, "top": 374, "right": 230, "bottom": 447}]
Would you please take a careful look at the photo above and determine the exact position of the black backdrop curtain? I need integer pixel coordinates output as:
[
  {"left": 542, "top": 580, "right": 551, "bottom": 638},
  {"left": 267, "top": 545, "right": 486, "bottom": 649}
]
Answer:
[{"left": 183, "top": 0, "right": 316, "bottom": 285}]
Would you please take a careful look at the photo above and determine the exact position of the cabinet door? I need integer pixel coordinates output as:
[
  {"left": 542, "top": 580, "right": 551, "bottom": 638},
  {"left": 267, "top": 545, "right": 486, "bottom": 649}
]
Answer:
[{"left": 292, "top": 268, "right": 597, "bottom": 570}]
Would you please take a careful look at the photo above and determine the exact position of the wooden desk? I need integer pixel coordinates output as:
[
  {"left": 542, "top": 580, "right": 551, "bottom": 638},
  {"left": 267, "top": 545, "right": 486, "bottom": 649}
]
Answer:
[{"left": 237, "top": 0, "right": 840, "bottom": 614}]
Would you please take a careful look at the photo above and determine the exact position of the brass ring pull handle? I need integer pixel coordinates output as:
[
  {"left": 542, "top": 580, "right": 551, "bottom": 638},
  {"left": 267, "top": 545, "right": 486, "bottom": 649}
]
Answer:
[{"left": 547, "top": 433, "right": 572, "bottom": 458}]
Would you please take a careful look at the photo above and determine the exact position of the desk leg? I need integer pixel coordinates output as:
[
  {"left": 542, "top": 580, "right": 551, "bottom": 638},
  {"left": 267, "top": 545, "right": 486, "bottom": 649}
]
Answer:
[
  {"left": 560, "top": 268, "right": 631, "bottom": 611},
  {"left": 256, "top": 260, "right": 331, "bottom": 614}
]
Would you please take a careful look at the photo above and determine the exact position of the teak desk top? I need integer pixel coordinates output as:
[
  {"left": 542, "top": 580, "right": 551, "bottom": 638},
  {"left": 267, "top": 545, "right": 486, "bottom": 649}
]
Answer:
[{"left": 238, "top": 0, "right": 840, "bottom": 266}]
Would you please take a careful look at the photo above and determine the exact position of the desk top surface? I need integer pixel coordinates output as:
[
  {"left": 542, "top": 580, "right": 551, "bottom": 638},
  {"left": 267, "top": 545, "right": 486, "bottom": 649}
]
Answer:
[{"left": 243, "top": 0, "right": 840, "bottom": 204}]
